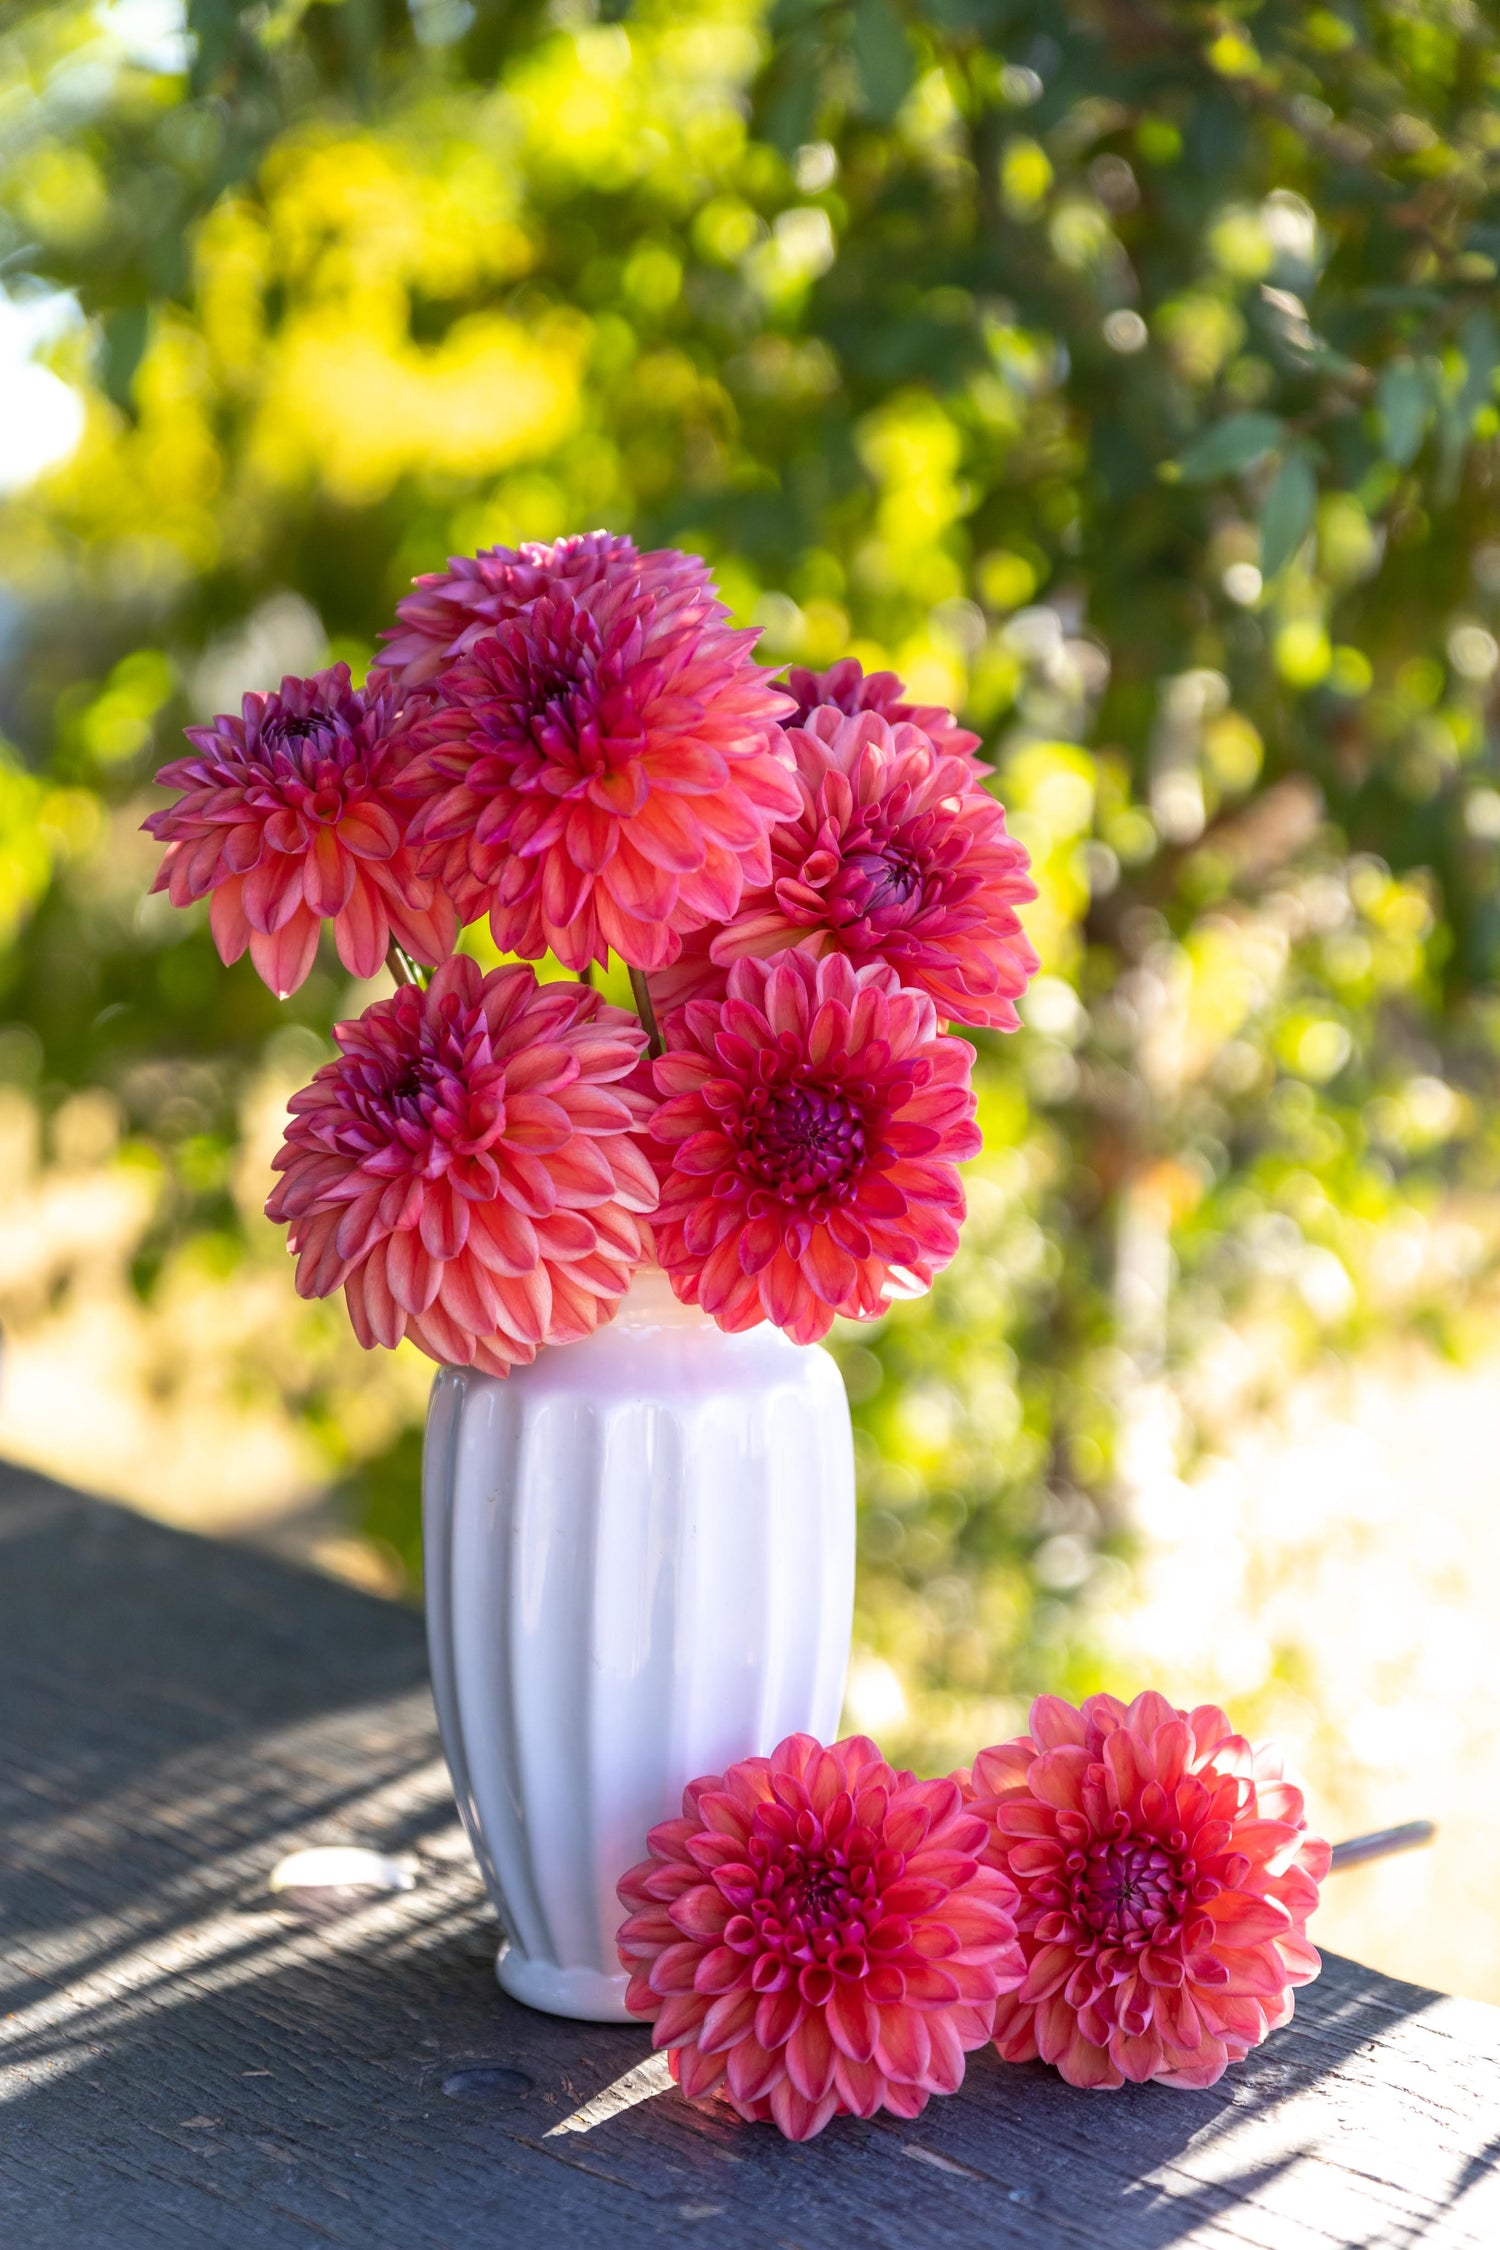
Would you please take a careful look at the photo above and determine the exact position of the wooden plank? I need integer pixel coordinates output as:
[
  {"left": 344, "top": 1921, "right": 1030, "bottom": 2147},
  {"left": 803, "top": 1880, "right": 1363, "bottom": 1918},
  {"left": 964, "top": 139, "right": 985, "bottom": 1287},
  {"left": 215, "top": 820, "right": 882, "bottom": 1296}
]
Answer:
[{"left": 2, "top": 1465, "right": 1498, "bottom": 2248}]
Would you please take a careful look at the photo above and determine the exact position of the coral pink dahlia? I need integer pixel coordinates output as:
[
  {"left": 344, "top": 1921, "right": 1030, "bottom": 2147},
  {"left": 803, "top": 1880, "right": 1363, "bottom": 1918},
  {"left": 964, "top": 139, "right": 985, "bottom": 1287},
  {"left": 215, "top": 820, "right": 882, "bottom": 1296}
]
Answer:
[
  {"left": 378, "top": 531, "right": 708, "bottom": 693},
  {"left": 649, "top": 950, "right": 980, "bottom": 1343},
  {"left": 144, "top": 665, "right": 456, "bottom": 999},
  {"left": 784, "top": 656, "right": 984, "bottom": 771},
  {"left": 398, "top": 546, "right": 799, "bottom": 974},
  {"left": 710, "top": 706, "right": 1039, "bottom": 1031},
  {"left": 965, "top": 1692, "right": 1329, "bottom": 2092},
  {"left": 265, "top": 956, "right": 658, "bottom": 1375},
  {"left": 616, "top": 1731, "right": 1025, "bottom": 2141}
]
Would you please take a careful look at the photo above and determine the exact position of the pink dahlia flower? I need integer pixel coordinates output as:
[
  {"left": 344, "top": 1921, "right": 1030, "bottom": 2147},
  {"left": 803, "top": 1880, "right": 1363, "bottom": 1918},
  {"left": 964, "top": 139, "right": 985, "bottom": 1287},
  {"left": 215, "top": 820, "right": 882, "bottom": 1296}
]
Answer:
[
  {"left": 649, "top": 951, "right": 980, "bottom": 1343},
  {"left": 144, "top": 665, "right": 456, "bottom": 999},
  {"left": 965, "top": 1691, "right": 1329, "bottom": 2092},
  {"left": 378, "top": 530, "right": 708, "bottom": 693},
  {"left": 784, "top": 657, "right": 984, "bottom": 771},
  {"left": 710, "top": 706, "right": 1039, "bottom": 1031},
  {"left": 398, "top": 545, "right": 799, "bottom": 973},
  {"left": 616, "top": 1731, "right": 1025, "bottom": 2141},
  {"left": 265, "top": 956, "right": 658, "bottom": 1374}
]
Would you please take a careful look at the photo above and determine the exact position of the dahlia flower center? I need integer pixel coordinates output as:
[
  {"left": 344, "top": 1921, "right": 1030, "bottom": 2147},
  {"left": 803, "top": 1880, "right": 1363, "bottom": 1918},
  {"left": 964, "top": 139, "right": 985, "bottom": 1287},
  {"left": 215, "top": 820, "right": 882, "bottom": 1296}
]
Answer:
[
  {"left": 1072, "top": 1835, "right": 1190, "bottom": 1948},
  {"left": 742, "top": 1083, "right": 866, "bottom": 1199},
  {"left": 359, "top": 1029, "right": 502, "bottom": 1153},
  {"left": 846, "top": 841, "right": 924, "bottom": 917},
  {"left": 252, "top": 716, "right": 372, "bottom": 814},
  {"left": 744, "top": 1829, "right": 887, "bottom": 1972}
]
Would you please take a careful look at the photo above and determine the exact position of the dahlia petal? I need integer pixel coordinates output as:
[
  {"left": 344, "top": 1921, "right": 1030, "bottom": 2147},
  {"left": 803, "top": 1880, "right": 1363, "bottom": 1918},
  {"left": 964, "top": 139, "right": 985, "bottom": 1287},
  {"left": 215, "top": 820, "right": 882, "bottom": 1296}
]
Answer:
[
  {"left": 767, "top": 2078, "right": 840, "bottom": 2142},
  {"left": 823, "top": 1977, "right": 878, "bottom": 2065},
  {"left": 208, "top": 877, "right": 251, "bottom": 965},
  {"left": 1154, "top": 2040, "right": 1230, "bottom": 2090},
  {"left": 873, "top": 2006, "right": 931, "bottom": 2085},
  {"left": 629, "top": 787, "right": 716, "bottom": 874},
  {"left": 1027, "top": 1747, "right": 1090, "bottom": 1813},
  {"left": 923, "top": 2008, "right": 969, "bottom": 2097},
  {"left": 352, "top": 1243, "right": 404, "bottom": 1350},
  {"left": 673, "top": 2043, "right": 726, "bottom": 2101},
  {"left": 1056, "top": 2029, "right": 1123, "bottom": 2089},
  {"left": 832, "top": 2052, "right": 885, "bottom": 2118},
  {"left": 1206, "top": 1893, "right": 1293, "bottom": 1944},
  {"left": 1275, "top": 1933, "right": 1322, "bottom": 1984},
  {"left": 725, "top": 2035, "right": 784, "bottom": 2106},
  {"left": 333, "top": 871, "right": 388, "bottom": 980},
  {"left": 802, "top": 1226, "right": 857, "bottom": 1308},
  {"left": 651, "top": 1989, "right": 711, "bottom": 2044},
  {"left": 243, "top": 852, "right": 307, "bottom": 934},
  {"left": 336, "top": 800, "right": 401, "bottom": 858},
  {"left": 384, "top": 1225, "right": 444, "bottom": 1316},
  {"left": 697, "top": 1987, "right": 758, "bottom": 2054},
  {"left": 785, "top": 2010, "right": 837, "bottom": 2101},
  {"left": 248, "top": 908, "right": 321, "bottom": 999},
  {"left": 1017, "top": 1943, "right": 1076, "bottom": 2005}
]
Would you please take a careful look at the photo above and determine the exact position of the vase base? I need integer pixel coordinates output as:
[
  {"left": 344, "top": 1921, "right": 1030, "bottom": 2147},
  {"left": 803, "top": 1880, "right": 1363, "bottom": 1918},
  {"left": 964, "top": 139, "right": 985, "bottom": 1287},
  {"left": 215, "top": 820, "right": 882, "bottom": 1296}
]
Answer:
[{"left": 495, "top": 1944, "right": 634, "bottom": 2023}]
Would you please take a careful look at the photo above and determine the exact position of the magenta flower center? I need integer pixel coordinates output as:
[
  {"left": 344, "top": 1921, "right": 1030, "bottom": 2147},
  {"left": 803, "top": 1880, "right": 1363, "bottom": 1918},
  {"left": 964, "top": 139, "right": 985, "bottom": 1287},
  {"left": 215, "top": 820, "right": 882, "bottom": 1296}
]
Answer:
[
  {"left": 336, "top": 1006, "right": 504, "bottom": 1164},
  {"left": 742, "top": 1083, "right": 867, "bottom": 1199},
  {"left": 845, "top": 840, "right": 924, "bottom": 916},
  {"left": 718, "top": 1809, "right": 908, "bottom": 1988},
  {"left": 472, "top": 605, "right": 646, "bottom": 790},
  {"left": 234, "top": 713, "right": 380, "bottom": 829},
  {"left": 1060, "top": 1820, "right": 1219, "bottom": 1953}
]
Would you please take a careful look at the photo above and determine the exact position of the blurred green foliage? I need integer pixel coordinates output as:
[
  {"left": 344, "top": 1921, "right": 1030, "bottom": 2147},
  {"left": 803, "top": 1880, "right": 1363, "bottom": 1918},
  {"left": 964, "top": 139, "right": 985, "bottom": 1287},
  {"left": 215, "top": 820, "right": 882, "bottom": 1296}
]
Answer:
[{"left": 4, "top": 0, "right": 1500, "bottom": 1760}]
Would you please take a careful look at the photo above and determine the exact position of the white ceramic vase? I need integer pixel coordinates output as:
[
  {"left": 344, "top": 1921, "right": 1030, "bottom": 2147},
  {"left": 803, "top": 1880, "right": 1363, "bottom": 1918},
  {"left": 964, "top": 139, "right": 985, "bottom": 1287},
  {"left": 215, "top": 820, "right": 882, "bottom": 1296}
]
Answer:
[{"left": 421, "top": 1265, "right": 856, "bottom": 2022}]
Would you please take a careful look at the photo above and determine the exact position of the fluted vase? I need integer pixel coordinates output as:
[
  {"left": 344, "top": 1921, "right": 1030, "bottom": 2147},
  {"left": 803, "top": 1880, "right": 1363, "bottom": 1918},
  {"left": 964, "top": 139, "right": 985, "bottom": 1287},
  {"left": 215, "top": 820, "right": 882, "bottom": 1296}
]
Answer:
[{"left": 421, "top": 1265, "right": 856, "bottom": 2022}]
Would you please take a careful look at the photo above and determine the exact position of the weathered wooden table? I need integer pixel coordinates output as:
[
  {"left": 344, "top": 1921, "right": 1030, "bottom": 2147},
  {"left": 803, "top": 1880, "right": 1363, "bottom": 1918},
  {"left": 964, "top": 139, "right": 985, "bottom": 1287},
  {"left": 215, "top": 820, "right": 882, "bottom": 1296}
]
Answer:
[{"left": 3, "top": 1467, "right": 1498, "bottom": 2248}]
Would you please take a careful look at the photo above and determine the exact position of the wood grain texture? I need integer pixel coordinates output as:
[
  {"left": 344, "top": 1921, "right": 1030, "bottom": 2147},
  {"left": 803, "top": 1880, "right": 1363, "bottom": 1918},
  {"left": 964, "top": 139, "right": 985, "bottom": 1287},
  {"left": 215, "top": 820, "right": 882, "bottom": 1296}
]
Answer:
[{"left": 2, "top": 1465, "right": 1497, "bottom": 2249}]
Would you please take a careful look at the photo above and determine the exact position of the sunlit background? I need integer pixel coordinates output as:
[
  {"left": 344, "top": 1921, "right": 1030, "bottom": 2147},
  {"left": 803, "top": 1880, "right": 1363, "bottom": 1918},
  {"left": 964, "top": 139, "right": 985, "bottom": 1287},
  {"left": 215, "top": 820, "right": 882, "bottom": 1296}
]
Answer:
[{"left": 5, "top": 0, "right": 1500, "bottom": 2002}]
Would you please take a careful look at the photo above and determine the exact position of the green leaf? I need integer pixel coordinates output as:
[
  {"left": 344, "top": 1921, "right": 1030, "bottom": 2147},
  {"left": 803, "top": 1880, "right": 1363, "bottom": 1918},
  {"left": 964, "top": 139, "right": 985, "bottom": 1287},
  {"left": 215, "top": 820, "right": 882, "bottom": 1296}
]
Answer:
[
  {"left": 850, "top": 0, "right": 914, "bottom": 124},
  {"left": 1177, "top": 412, "right": 1284, "bottom": 482},
  {"left": 1437, "top": 309, "right": 1499, "bottom": 502},
  {"left": 102, "top": 305, "right": 150, "bottom": 414},
  {"left": 1454, "top": 307, "right": 1499, "bottom": 432},
  {"left": 1259, "top": 450, "right": 1317, "bottom": 579},
  {"left": 1378, "top": 359, "right": 1430, "bottom": 467}
]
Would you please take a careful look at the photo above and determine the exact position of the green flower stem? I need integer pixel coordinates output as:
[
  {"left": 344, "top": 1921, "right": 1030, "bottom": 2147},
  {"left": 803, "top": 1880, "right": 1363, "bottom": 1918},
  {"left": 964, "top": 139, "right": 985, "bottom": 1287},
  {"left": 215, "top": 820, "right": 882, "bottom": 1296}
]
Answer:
[
  {"left": 629, "top": 965, "right": 663, "bottom": 1059},
  {"left": 385, "top": 943, "right": 425, "bottom": 990}
]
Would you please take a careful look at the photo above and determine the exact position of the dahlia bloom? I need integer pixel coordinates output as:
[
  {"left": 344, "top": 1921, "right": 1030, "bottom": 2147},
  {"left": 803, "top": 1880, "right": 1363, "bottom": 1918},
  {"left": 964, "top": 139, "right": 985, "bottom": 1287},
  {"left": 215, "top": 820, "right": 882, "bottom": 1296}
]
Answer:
[
  {"left": 617, "top": 1731, "right": 1025, "bottom": 2141},
  {"left": 265, "top": 956, "right": 658, "bottom": 1374},
  {"left": 378, "top": 530, "right": 707, "bottom": 693},
  {"left": 649, "top": 951, "right": 980, "bottom": 1344},
  {"left": 784, "top": 657, "right": 984, "bottom": 771},
  {"left": 965, "top": 1691, "right": 1329, "bottom": 2092},
  {"left": 397, "top": 542, "right": 799, "bottom": 973},
  {"left": 144, "top": 665, "right": 455, "bottom": 999},
  {"left": 710, "top": 706, "right": 1039, "bottom": 1031}
]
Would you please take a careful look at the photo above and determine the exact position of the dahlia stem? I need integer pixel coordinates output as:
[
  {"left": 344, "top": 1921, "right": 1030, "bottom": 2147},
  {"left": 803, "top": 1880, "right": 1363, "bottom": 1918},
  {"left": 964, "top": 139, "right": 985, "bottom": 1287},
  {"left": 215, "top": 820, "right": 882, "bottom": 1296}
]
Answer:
[
  {"left": 1328, "top": 1820, "right": 1436, "bottom": 1872},
  {"left": 629, "top": 965, "right": 663, "bottom": 1059},
  {"left": 385, "top": 941, "right": 424, "bottom": 990}
]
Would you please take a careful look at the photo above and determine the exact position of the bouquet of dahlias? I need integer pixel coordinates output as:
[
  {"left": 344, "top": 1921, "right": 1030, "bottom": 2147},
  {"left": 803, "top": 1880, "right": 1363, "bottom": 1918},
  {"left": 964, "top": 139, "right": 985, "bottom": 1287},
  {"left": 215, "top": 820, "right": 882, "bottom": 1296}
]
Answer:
[{"left": 145, "top": 534, "right": 1039, "bottom": 1367}]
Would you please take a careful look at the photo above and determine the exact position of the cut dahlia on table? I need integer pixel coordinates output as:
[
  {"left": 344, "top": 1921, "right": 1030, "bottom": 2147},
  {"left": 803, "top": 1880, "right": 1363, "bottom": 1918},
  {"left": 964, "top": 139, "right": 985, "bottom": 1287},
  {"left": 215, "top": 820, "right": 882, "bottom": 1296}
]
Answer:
[
  {"left": 963, "top": 1691, "right": 1330, "bottom": 2091},
  {"left": 616, "top": 1731, "right": 1025, "bottom": 2141}
]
